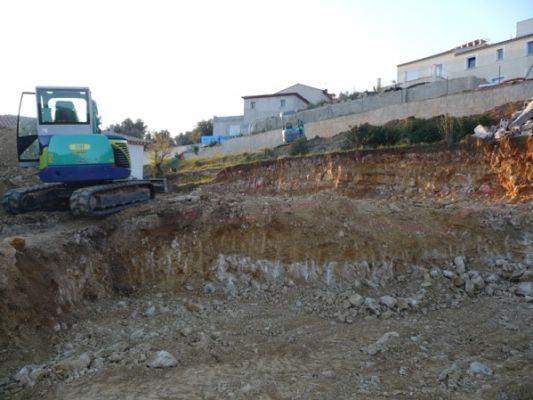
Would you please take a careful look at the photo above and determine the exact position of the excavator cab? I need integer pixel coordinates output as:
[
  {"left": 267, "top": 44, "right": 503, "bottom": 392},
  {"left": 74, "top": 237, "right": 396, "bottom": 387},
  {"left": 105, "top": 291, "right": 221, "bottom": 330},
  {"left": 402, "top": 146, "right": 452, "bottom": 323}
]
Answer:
[{"left": 16, "top": 88, "right": 97, "bottom": 167}]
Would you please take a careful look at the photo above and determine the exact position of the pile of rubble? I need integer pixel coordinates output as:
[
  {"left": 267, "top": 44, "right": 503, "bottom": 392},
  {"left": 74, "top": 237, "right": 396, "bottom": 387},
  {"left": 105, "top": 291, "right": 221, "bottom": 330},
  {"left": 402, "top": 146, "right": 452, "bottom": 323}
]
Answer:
[{"left": 473, "top": 98, "right": 533, "bottom": 139}]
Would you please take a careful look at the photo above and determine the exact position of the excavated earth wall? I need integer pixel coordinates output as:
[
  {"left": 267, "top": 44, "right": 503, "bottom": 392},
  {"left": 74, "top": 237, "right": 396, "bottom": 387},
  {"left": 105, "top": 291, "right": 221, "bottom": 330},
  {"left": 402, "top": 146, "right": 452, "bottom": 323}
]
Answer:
[{"left": 2, "top": 137, "right": 531, "bottom": 347}]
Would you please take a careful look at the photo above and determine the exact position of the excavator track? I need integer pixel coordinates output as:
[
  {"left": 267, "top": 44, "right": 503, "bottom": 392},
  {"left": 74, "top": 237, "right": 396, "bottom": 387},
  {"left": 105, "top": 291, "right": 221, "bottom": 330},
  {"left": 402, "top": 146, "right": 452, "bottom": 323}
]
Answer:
[
  {"left": 1, "top": 183, "right": 70, "bottom": 214},
  {"left": 70, "top": 181, "right": 155, "bottom": 217}
]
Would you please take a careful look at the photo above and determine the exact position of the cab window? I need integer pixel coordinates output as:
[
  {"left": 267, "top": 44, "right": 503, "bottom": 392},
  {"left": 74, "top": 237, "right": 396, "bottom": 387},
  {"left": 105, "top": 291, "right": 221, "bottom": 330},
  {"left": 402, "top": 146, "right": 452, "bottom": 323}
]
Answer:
[{"left": 37, "top": 89, "right": 89, "bottom": 124}]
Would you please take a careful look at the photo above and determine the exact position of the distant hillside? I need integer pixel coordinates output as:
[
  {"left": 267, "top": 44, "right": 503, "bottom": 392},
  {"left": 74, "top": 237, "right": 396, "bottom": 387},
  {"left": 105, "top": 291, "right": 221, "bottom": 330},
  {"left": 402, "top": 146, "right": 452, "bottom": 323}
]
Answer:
[
  {"left": 0, "top": 127, "right": 17, "bottom": 166},
  {"left": 0, "top": 115, "right": 17, "bottom": 129}
]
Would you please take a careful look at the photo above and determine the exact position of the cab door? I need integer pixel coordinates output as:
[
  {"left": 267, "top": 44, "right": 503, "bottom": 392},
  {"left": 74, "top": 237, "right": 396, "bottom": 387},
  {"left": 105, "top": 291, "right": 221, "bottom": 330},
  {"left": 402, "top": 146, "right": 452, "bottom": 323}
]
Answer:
[{"left": 17, "top": 92, "right": 39, "bottom": 167}]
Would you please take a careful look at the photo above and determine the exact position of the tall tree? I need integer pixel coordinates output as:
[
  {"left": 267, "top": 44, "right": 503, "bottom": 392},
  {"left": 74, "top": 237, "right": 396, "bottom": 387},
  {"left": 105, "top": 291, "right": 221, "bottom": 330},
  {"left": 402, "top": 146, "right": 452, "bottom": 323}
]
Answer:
[
  {"left": 191, "top": 119, "right": 213, "bottom": 143},
  {"left": 107, "top": 118, "right": 148, "bottom": 139},
  {"left": 149, "top": 130, "right": 173, "bottom": 178},
  {"left": 175, "top": 131, "right": 194, "bottom": 145}
]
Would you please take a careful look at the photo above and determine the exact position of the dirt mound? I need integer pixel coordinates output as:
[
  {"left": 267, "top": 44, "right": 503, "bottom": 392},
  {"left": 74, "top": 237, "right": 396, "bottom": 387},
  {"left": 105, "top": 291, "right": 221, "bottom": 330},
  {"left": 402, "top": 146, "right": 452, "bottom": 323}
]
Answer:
[
  {"left": 0, "top": 128, "right": 39, "bottom": 204},
  {"left": 0, "top": 128, "right": 18, "bottom": 167},
  {"left": 485, "top": 100, "right": 525, "bottom": 120}
]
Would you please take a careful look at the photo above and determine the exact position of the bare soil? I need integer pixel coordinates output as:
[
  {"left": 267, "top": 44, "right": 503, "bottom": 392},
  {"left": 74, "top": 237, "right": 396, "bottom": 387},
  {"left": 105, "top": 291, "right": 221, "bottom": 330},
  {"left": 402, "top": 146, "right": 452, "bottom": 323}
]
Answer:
[{"left": 0, "top": 132, "right": 532, "bottom": 399}]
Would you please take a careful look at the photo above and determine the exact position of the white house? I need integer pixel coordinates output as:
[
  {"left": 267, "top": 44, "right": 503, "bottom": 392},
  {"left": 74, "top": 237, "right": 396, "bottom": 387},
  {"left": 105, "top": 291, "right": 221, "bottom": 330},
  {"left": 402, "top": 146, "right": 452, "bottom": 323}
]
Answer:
[
  {"left": 397, "top": 17, "right": 533, "bottom": 87},
  {"left": 213, "top": 83, "right": 332, "bottom": 136}
]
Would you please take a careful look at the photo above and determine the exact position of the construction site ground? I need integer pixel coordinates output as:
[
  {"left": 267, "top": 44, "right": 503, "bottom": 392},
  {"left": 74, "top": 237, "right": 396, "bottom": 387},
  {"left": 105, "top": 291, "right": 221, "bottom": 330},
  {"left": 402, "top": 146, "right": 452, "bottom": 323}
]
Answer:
[{"left": 0, "top": 124, "right": 532, "bottom": 399}]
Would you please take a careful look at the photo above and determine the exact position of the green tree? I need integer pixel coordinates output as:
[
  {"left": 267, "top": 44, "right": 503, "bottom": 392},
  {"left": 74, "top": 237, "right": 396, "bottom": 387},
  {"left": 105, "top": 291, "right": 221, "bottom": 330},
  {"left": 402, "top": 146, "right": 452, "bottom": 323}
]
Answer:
[
  {"left": 149, "top": 130, "right": 173, "bottom": 177},
  {"left": 107, "top": 118, "right": 148, "bottom": 139},
  {"left": 191, "top": 119, "right": 213, "bottom": 143},
  {"left": 175, "top": 131, "right": 194, "bottom": 145}
]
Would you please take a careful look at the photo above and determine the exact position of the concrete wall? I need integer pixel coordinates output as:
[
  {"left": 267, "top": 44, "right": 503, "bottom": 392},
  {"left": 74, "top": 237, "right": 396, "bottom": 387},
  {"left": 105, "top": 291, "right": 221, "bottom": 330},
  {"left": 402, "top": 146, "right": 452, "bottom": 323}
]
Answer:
[
  {"left": 188, "top": 80, "right": 533, "bottom": 159},
  {"left": 242, "top": 76, "right": 481, "bottom": 133},
  {"left": 213, "top": 115, "right": 244, "bottom": 136}
]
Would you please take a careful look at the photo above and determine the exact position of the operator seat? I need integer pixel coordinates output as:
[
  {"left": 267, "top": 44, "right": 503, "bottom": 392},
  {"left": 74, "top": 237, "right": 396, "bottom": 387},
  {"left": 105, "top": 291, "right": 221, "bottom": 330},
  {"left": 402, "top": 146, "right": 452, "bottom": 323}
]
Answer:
[{"left": 54, "top": 101, "right": 79, "bottom": 123}]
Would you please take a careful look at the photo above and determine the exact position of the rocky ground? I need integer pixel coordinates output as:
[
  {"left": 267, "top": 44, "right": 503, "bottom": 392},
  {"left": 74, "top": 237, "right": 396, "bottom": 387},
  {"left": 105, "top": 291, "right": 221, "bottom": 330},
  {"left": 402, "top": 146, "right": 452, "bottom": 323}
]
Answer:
[
  {"left": 4, "top": 268, "right": 533, "bottom": 400},
  {"left": 0, "top": 134, "right": 532, "bottom": 399}
]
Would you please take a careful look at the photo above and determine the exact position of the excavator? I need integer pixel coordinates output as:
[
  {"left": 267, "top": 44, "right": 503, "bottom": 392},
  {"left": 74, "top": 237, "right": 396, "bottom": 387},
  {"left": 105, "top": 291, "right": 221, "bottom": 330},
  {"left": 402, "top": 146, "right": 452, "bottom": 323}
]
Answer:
[{"left": 1, "top": 86, "right": 155, "bottom": 216}]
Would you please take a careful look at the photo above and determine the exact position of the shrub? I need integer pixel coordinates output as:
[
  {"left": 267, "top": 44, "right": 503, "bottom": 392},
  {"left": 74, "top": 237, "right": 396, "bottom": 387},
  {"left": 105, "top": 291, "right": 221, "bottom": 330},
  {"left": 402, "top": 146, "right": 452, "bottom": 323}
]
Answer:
[
  {"left": 404, "top": 118, "right": 441, "bottom": 144},
  {"left": 289, "top": 137, "right": 309, "bottom": 156},
  {"left": 339, "top": 113, "right": 496, "bottom": 150},
  {"left": 439, "top": 114, "right": 455, "bottom": 145},
  {"left": 262, "top": 147, "right": 277, "bottom": 159}
]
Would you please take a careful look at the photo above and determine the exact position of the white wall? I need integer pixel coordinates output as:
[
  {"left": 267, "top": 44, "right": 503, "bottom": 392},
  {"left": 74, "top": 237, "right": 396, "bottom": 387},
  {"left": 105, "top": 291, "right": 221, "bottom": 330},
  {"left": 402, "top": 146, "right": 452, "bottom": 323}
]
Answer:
[
  {"left": 213, "top": 115, "right": 244, "bottom": 136},
  {"left": 243, "top": 95, "right": 308, "bottom": 123},
  {"left": 398, "top": 35, "right": 533, "bottom": 84},
  {"left": 517, "top": 18, "right": 533, "bottom": 37},
  {"left": 129, "top": 144, "right": 144, "bottom": 179}
]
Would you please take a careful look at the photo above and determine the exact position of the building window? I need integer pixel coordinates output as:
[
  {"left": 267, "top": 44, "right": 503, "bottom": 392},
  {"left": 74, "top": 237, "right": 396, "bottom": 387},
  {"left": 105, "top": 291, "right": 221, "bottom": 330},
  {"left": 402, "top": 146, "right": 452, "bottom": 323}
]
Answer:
[
  {"left": 496, "top": 48, "right": 503, "bottom": 60},
  {"left": 250, "top": 101, "right": 256, "bottom": 110},
  {"left": 280, "top": 99, "right": 286, "bottom": 108},
  {"left": 435, "top": 64, "right": 443, "bottom": 77},
  {"left": 528, "top": 41, "right": 533, "bottom": 55},
  {"left": 467, "top": 56, "right": 476, "bottom": 69},
  {"left": 404, "top": 70, "right": 418, "bottom": 81}
]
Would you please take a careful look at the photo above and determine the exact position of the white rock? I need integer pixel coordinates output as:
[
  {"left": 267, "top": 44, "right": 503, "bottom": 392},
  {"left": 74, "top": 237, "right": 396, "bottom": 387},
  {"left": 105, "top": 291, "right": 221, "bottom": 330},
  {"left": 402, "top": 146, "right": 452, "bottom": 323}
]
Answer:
[
  {"left": 454, "top": 257, "right": 466, "bottom": 274},
  {"left": 180, "top": 326, "right": 193, "bottom": 337},
  {"left": 471, "top": 274, "right": 485, "bottom": 290},
  {"left": 468, "top": 361, "right": 493, "bottom": 376},
  {"left": 516, "top": 282, "right": 533, "bottom": 297},
  {"left": 473, "top": 125, "right": 492, "bottom": 139},
  {"left": 465, "top": 280, "right": 475, "bottom": 295},
  {"left": 55, "top": 352, "right": 92, "bottom": 374},
  {"left": 430, "top": 268, "right": 441, "bottom": 278},
  {"left": 147, "top": 351, "right": 178, "bottom": 368},
  {"left": 443, "top": 270, "right": 455, "bottom": 279},
  {"left": 484, "top": 273, "right": 499, "bottom": 284},
  {"left": 144, "top": 305, "right": 156, "bottom": 317},
  {"left": 14, "top": 366, "right": 34, "bottom": 387},
  {"left": 361, "top": 332, "right": 400, "bottom": 355},
  {"left": 348, "top": 294, "right": 364, "bottom": 307},
  {"left": 364, "top": 297, "right": 381, "bottom": 315},
  {"left": 407, "top": 298, "right": 419, "bottom": 308},
  {"left": 379, "top": 295, "right": 397, "bottom": 309}
]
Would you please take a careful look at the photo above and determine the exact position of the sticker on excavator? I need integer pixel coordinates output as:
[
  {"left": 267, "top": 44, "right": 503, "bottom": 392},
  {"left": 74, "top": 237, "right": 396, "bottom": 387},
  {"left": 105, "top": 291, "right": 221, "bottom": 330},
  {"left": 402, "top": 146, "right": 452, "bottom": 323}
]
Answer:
[{"left": 68, "top": 143, "right": 91, "bottom": 153}]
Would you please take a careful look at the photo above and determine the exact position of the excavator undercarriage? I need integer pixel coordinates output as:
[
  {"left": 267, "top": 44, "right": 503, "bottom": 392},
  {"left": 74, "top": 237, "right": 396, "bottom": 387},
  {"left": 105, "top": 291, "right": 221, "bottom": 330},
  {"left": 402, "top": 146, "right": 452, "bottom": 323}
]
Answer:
[{"left": 2, "top": 181, "right": 155, "bottom": 217}]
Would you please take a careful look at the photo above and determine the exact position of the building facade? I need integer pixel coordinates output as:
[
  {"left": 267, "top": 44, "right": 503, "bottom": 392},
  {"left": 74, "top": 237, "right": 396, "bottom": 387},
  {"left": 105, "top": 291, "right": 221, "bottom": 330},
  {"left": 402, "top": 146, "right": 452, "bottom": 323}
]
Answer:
[
  {"left": 397, "top": 18, "right": 533, "bottom": 87},
  {"left": 213, "top": 84, "right": 332, "bottom": 136}
]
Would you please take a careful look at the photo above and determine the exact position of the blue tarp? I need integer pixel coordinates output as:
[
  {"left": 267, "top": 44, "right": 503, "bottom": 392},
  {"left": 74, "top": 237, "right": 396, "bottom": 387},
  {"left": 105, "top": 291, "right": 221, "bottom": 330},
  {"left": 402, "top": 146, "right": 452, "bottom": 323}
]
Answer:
[{"left": 201, "top": 135, "right": 233, "bottom": 145}]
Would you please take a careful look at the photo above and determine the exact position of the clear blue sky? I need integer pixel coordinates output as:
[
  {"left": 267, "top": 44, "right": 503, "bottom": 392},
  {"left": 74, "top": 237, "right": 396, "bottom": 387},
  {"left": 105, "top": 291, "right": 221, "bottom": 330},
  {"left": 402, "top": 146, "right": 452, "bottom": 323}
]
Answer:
[{"left": 0, "top": 0, "right": 531, "bottom": 135}]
